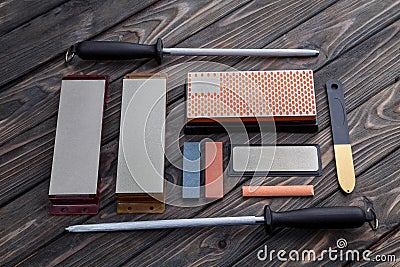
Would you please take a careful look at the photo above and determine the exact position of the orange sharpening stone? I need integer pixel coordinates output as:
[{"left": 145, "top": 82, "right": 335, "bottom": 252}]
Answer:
[
  {"left": 205, "top": 142, "right": 224, "bottom": 198},
  {"left": 186, "top": 70, "right": 316, "bottom": 123},
  {"left": 242, "top": 185, "right": 314, "bottom": 197}
]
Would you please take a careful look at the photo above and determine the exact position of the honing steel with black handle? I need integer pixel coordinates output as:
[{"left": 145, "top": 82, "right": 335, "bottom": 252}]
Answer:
[
  {"left": 65, "top": 38, "right": 320, "bottom": 63},
  {"left": 66, "top": 205, "right": 378, "bottom": 233}
]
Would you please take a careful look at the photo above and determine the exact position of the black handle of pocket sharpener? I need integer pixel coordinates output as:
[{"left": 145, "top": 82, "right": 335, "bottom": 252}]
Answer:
[
  {"left": 264, "top": 205, "right": 376, "bottom": 233},
  {"left": 326, "top": 80, "right": 351, "bottom": 144},
  {"left": 66, "top": 38, "right": 163, "bottom": 64}
]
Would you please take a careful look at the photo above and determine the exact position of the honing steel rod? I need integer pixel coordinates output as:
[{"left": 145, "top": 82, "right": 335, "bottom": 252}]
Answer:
[
  {"left": 162, "top": 48, "right": 319, "bottom": 57},
  {"left": 65, "top": 38, "right": 319, "bottom": 63},
  {"left": 66, "top": 206, "right": 378, "bottom": 233}
]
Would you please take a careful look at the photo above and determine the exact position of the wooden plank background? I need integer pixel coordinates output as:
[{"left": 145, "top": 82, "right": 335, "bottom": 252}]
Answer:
[{"left": 0, "top": 0, "right": 399, "bottom": 266}]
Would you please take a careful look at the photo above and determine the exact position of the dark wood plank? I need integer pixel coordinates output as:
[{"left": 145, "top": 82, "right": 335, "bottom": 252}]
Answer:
[
  {"left": 357, "top": 226, "right": 399, "bottom": 266},
  {"left": 0, "top": 0, "right": 160, "bottom": 88},
  {"left": 0, "top": 0, "right": 398, "bottom": 266},
  {"left": 0, "top": 1, "right": 396, "bottom": 266},
  {"left": 0, "top": 0, "right": 68, "bottom": 36}
]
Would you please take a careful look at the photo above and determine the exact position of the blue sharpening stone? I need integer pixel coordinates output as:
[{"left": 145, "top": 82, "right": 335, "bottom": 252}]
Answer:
[{"left": 182, "top": 142, "right": 201, "bottom": 198}]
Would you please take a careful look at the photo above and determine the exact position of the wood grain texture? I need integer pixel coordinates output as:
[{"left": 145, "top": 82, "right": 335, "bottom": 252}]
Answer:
[
  {"left": 0, "top": 0, "right": 68, "bottom": 36},
  {"left": 0, "top": 0, "right": 399, "bottom": 266},
  {"left": 357, "top": 226, "right": 400, "bottom": 266},
  {"left": 0, "top": 0, "right": 159, "bottom": 88}
]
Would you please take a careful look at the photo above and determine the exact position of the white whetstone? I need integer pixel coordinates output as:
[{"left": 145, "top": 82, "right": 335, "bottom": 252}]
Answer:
[
  {"left": 116, "top": 77, "right": 166, "bottom": 194},
  {"left": 49, "top": 79, "right": 106, "bottom": 195}
]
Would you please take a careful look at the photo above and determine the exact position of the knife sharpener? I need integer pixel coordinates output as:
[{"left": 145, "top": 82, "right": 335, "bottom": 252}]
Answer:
[
  {"left": 49, "top": 75, "right": 109, "bottom": 215},
  {"left": 66, "top": 205, "right": 378, "bottom": 233},
  {"left": 116, "top": 74, "right": 167, "bottom": 213},
  {"left": 326, "top": 80, "right": 356, "bottom": 193},
  {"left": 229, "top": 144, "right": 322, "bottom": 177},
  {"left": 242, "top": 185, "right": 314, "bottom": 197},
  {"left": 205, "top": 142, "right": 224, "bottom": 199},
  {"left": 65, "top": 38, "right": 319, "bottom": 64},
  {"left": 184, "top": 70, "right": 318, "bottom": 134}
]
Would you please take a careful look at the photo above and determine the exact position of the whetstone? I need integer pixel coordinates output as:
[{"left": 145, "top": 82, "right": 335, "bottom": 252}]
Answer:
[{"left": 116, "top": 74, "right": 167, "bottom": 213}]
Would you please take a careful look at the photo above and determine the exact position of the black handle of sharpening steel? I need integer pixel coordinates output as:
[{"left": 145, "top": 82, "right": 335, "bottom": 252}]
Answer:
[
  {"left": 65, "top": 38, "right": 163, "bottom": 64},
  {"left": 263, "top": 205, "right": 377, "bottom": 234}
]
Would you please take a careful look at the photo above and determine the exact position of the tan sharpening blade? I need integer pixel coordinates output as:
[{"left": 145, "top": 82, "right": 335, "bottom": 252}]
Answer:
[{"left": 326, "top": 80, "right": 356, "bottom": 193}]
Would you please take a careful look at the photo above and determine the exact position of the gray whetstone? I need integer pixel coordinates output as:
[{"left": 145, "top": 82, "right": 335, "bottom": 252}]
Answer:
[
  {"left": 232, "top": 146, "right": 320, "bottom": 172},
  {"left": 49, "top": 79, "right": 106, "bottom": 195},
  {"left": 182, "top": 142, "right": 201, "bottom": 199},
  {"left": 116, "top": 77, "right": 166, "bottom": 194}
]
